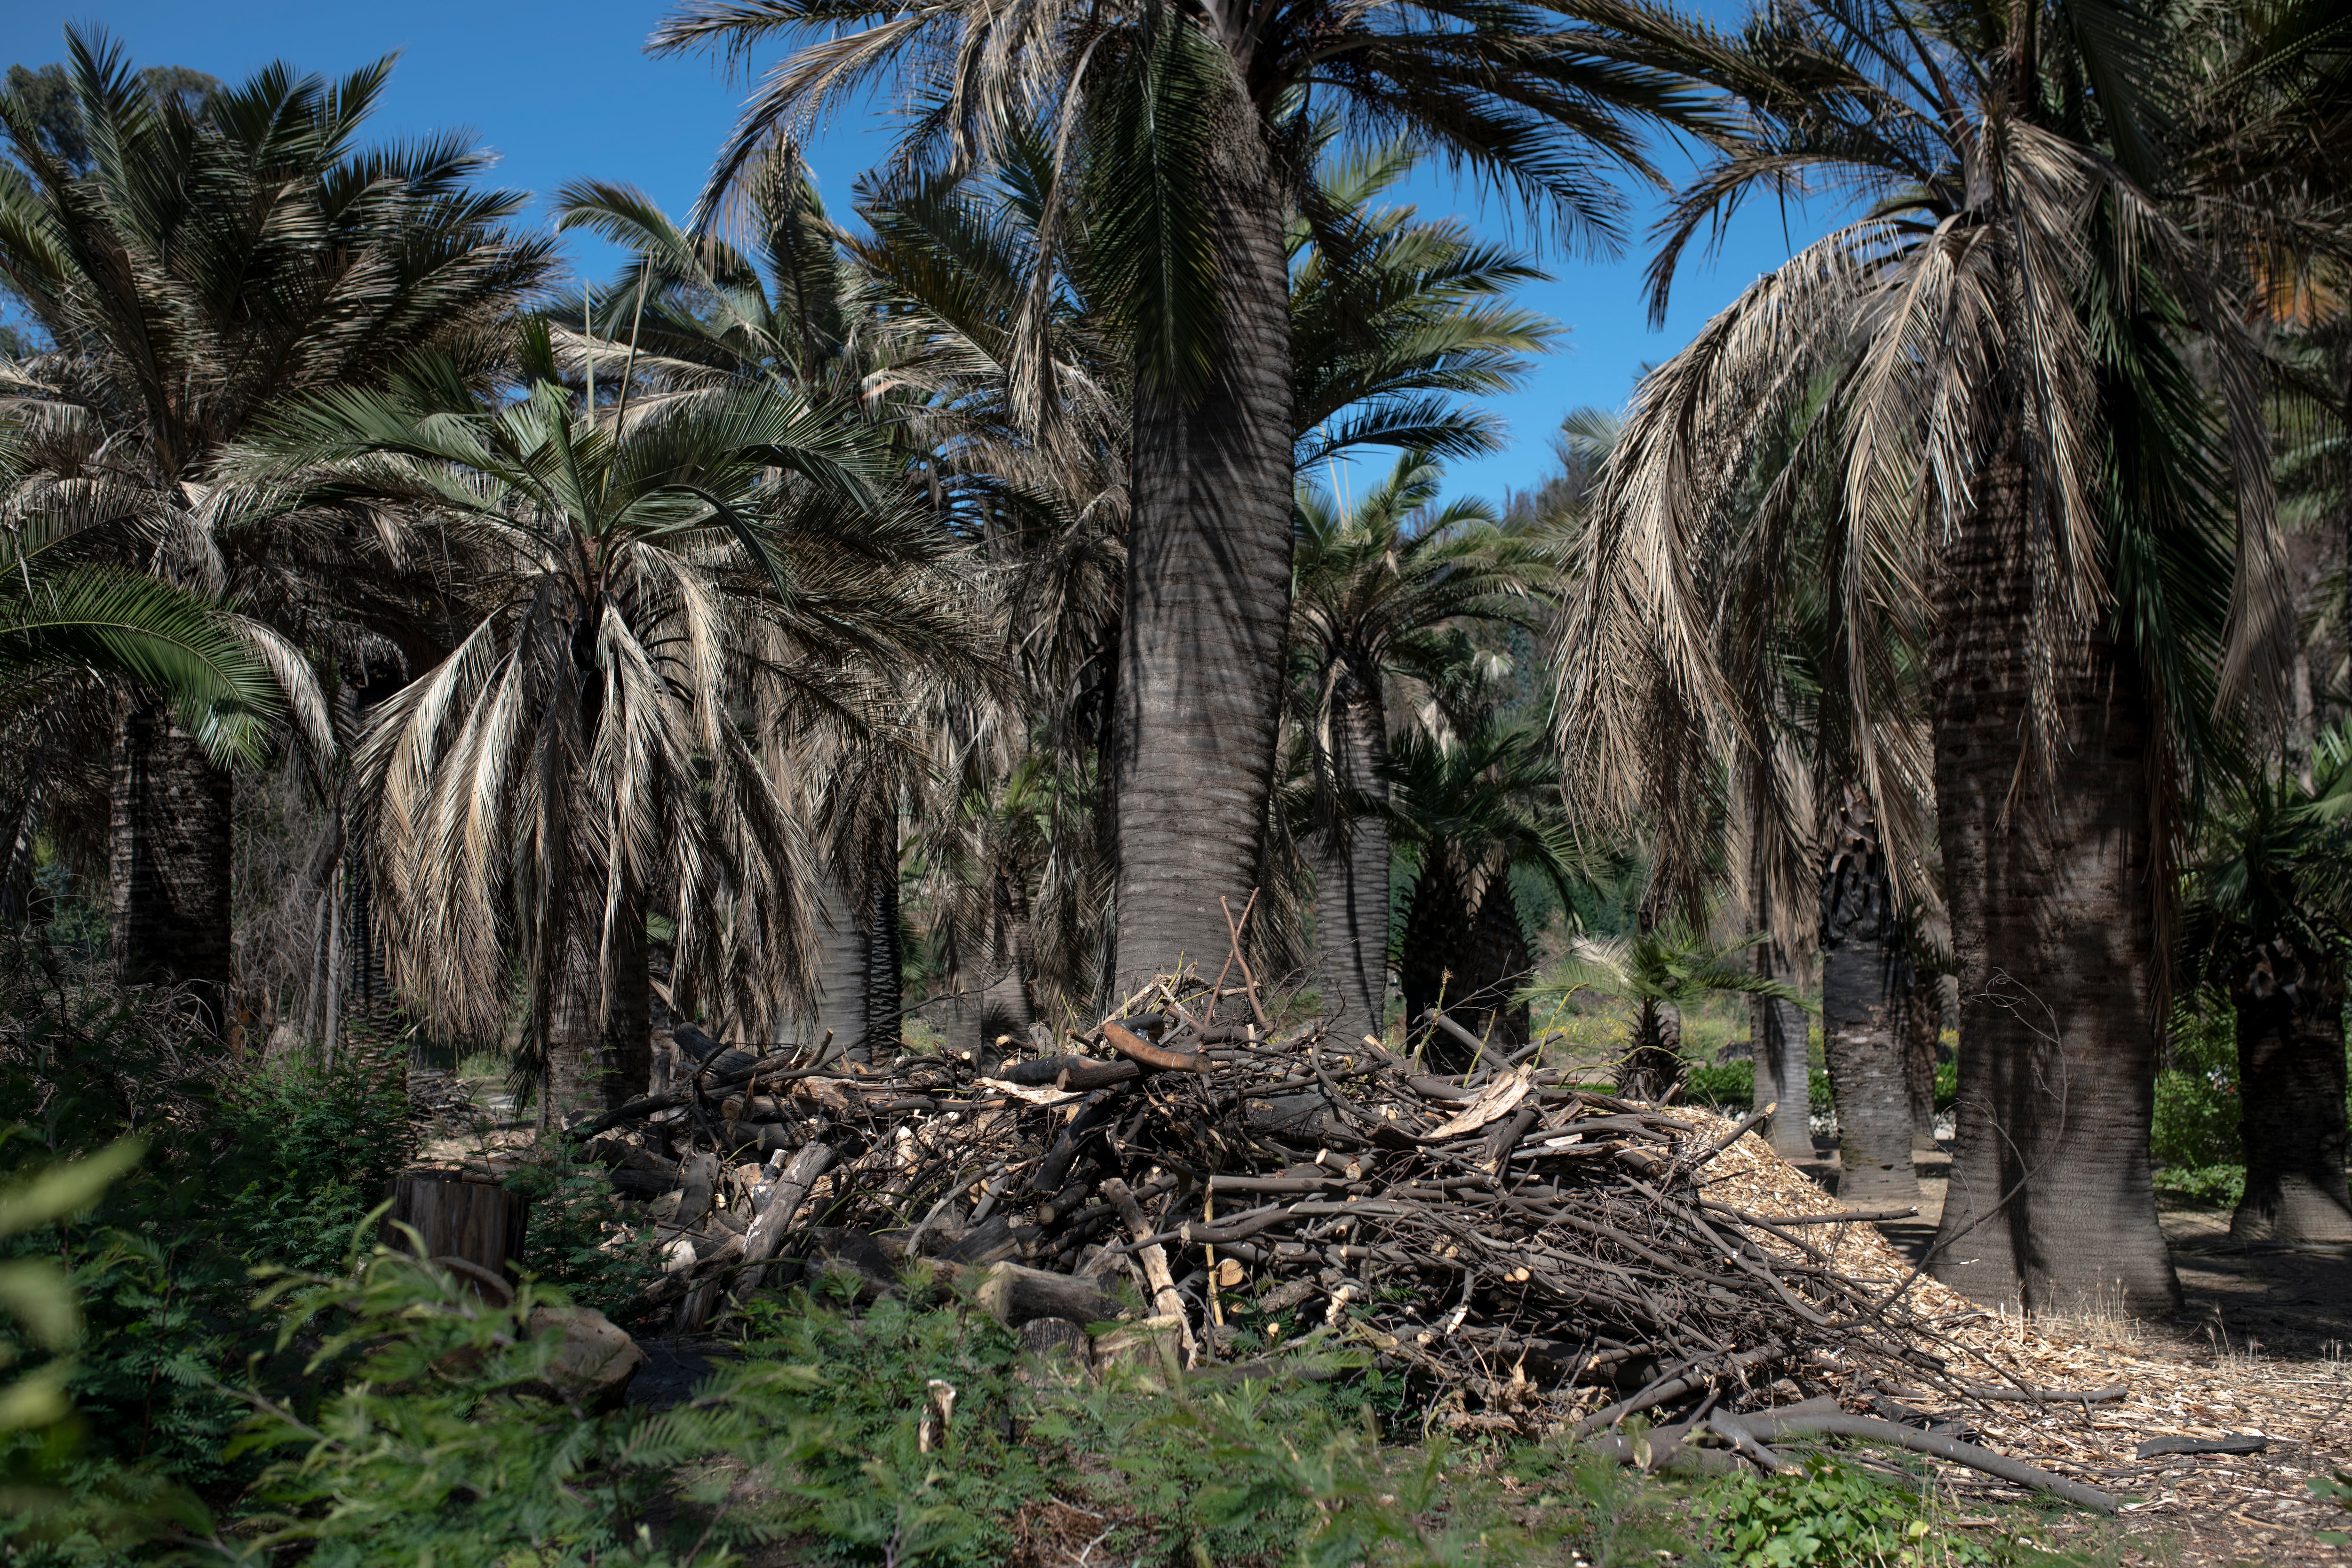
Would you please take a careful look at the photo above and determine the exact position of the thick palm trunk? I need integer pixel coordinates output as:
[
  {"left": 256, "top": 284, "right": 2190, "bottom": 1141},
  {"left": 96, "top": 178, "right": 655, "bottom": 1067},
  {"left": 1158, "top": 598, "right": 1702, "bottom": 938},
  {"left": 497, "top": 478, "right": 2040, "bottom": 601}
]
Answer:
[
  {"left": 110, "top": 695, "right": 235, "bottom": 1033},
  {"left": 807, "top": 864, "right": 869, "bottom": 1059},
  {"left": 1819, "top": 800, "right": 1915, "bottom": 1206},
  {"left": 2229, "top": 938, "right": 2352, "bottom": 1242},
  {"left": 1618, "top": 999, "right": 1685, "bottom": 1101},
  {"left": 863, "top": 839, "right": 903, "bottom": 1059},
  {"left": 1750, "top": 941, "right": 1813, "bottom": 1162},
  {"left": 1314, "top": 686, "right": 1390, "bottom": 1038},
  {"left": 1111, "top": 146, "right": 1294, "bottom": 990},
  {"left": 1928, "top": 448, "right": 2178, "bottom": 1315}
]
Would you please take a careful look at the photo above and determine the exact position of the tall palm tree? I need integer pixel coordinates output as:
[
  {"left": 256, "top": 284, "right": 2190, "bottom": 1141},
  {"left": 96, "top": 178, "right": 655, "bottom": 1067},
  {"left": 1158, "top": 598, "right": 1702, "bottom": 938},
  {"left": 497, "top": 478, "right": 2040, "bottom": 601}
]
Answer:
[
  {"left": 222, "top": 330, "right": 978, "bottom": 1117},
  {"left": 1557, "top": 0, "right": 2288, "bottom": 1313},
  {"left": 1290, "top": 452, "right": 1552, "bottom": 1038},
  {"left": 652, "top": 0, "right": 1714, "bottom": 993},
  {"left": 0, "top": 32, "right": 549, "bottom": 1029}
]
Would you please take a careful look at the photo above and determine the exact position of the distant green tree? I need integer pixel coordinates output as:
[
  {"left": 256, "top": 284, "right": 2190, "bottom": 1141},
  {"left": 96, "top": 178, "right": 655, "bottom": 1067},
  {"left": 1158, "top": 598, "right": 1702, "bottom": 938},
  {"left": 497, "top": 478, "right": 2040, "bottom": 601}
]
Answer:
[{"left": 1, "top": 61, "right": 216, "bottom": 172}]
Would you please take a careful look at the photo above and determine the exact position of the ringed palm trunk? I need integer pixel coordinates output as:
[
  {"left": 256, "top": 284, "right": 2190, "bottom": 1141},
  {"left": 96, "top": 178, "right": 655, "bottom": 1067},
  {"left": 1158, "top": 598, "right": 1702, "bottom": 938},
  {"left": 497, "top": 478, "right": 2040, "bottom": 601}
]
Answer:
[
  {"left": 1927, "top": 445, "right": 2178, "bottom": 1315},
  {"left": 1819, "top": 804, "right": 1916, "bottom": 1206},
  {"left": 1750, "top": 941, "right": 1813, "bottom": 1162},
  {"left": 1903, "top": 968, "right": 1942, "bottom": 1150},
  {"left": 808, "top": 864, "right": 869, "bottom": 1059},
  {"left": 1111, "top": 143, "right": 1295, "bottom": 991},
  {"left": 1314, "top": 681, "right": 1390, "bottom": 1039},
  {"left": 2229, "top": 937, "right": 2352, "bottom": 1242},
  {"left": 863, "top": 836, "right": 903, "bottom": 1059},
  {"left": 110, "top": 694, "right": 235, "bottom": 1035}
]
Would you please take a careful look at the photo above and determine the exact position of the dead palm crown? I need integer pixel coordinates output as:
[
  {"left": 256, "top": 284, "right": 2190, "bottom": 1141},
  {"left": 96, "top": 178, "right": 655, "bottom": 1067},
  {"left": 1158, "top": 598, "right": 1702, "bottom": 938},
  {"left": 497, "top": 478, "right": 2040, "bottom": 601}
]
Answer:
[
  {"left": 0, "top": 30, "right": 551, "bottom": 1030},
  {"left": 222, "top": 328, "right": 979, "bottom": 1116}
]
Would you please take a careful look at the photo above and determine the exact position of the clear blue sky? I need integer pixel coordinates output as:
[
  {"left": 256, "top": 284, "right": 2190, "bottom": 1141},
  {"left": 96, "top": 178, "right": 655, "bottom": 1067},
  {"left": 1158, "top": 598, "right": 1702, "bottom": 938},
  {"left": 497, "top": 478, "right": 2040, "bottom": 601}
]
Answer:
[{"left": 3, "top": 0, "right": 1837, "bottom": 501}]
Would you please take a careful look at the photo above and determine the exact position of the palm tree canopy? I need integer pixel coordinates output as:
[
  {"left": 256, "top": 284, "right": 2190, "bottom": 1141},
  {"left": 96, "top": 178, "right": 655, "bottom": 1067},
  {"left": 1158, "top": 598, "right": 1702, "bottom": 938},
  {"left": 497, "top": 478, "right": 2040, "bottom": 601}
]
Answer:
[{"left": 219, "top": 327, "right": 986, "bottom": 1044}]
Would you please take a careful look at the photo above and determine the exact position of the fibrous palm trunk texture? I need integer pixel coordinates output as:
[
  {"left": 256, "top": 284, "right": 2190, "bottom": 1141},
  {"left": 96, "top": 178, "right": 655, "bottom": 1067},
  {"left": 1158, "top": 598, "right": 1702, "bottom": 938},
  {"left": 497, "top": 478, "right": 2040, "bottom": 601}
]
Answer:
[
  {"left": 110, "top": 695, "right": 234, "bottom": 1035},
  {"left": 1313, "top": 685, "right": 1391, "bottom": 1040},
  {"left": 1928, "top": 447, "right": 2178, "bottom": 1315},
  {"left": 2229, "top": 937, "right": 2352, "bottom": 1242},
  {"left": 1750, "top": 942, "right": 1813, "bottom": 1163},
  {"left": 1819, "top": 797, "right": 1916, "bottom": 1207},
  {"left": 1111, "top": 151, "right": 1294, "bottom": 994}
]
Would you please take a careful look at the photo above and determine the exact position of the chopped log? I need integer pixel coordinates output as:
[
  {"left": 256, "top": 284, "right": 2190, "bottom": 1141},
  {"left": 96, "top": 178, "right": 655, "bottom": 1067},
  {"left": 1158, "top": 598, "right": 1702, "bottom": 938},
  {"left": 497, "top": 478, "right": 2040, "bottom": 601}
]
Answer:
[
  {"left": 731, "top": 1142, "right": 836, "bottom": 1302},
  {"left": 1019, "top": 1316, "right": 1091, "bottom": 1366},
  {"left": 972, "top": 1261, "right": 1121, "bottom": 1327},
  {"left": 1101, "top": 1178, "right": 1195, "bottom": 1366},
  {"left": 384, "top": 1170, "right": 528, "bottom": 1288},
  {"left": 2134, "top": 1434, "right": 2266, "bottom": 1459}
]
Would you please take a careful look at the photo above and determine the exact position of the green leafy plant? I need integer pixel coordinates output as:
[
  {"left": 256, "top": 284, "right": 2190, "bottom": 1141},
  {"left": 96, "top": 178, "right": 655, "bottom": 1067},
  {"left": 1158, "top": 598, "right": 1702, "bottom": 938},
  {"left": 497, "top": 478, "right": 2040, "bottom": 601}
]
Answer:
[
  {"left": 1708, "top": 1456, "right": 2013, "bottom": 1567},
  {"left": 2310, "top": 1467, "right": 2352, "bottom": 1547}
]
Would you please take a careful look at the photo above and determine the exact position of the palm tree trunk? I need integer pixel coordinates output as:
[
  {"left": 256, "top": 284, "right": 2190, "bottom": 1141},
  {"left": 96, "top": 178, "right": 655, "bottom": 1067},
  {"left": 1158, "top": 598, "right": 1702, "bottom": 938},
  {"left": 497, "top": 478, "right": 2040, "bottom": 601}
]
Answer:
[
  {"left": 1750, "top": 942, "right": 1813, "bottom": 1162},
  {"left": 1904, "top": 968, "right": 1942, "bottom": 1150},
  {"left": 1819, "top": 799, "right": 1915, "bottom": 1206},
  {"left": 2230, "top": 937, "right": 2352, "bottom": 1242},
  {"left": 1111, "top": 147, "right": 1294, "bottom": 990},
  {"left": 808, "top": 863, "right": 868, "bottom": 1059},
  {"left": 863, "top": 837, "right": 903, "bottom": 1059},
  {"left": 110, "top": 694, "right": 235, "bottom": 1034},
  {"left": 1314, "top": 684, "right": 1390, "bottom": 1038},
  {"left": 1927, "top": 446, "right": 2178, "bottom": 1315}
]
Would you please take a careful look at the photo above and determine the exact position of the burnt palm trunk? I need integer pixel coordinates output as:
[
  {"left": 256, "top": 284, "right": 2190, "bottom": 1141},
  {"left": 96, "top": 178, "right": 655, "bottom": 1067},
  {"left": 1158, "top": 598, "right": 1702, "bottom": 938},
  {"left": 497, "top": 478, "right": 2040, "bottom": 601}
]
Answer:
[
  {"left": 110, "top": 694, "right": 235, "bottom": 1034},
  {"left": 1618, "top": 998, "right": 1685, "bottom": 1102},
  {"left": 2229, "top": 937, "right": 2352, "bottom": 1242},
  {"left": 1751, "top": 941, "right": 1813, "bottom": 1162},
  {"left": 1819, "top": 797, "right": 1916, "bottom": 1206},
  {"left": 1398, "top": 852, "right": 1530, "bottom": 1071},
  {"left": 1314, "top": 678, "right": 1390, "bottom": 1038},
  {"left": 1111, "top": 145, "right": 1295, "bottom": 989},
  {"left": 1928, "top": 446, "right": 2178, "bottom": 1314}
]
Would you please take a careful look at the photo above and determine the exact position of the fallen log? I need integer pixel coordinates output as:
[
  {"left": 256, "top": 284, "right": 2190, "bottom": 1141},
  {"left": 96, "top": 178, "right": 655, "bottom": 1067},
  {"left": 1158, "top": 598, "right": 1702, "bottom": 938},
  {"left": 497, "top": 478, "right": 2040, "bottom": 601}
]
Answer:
[{"left": 1714, "top": 1410, "right": 2119, "bottom": 1513}]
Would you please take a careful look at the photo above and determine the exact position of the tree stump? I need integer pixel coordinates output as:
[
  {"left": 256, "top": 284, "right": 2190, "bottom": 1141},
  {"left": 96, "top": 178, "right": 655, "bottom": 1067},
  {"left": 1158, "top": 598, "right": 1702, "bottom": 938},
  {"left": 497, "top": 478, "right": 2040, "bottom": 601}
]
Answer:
[{"left": 384, "top": 1169, "right": 528, "bottom": 1288}]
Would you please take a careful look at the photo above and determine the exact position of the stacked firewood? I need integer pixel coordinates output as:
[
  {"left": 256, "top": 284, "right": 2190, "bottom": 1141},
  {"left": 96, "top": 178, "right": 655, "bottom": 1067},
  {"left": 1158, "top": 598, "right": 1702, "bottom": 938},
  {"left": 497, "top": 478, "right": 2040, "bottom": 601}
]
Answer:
[{"left": 566, "top": 966, "right": 2115, "bottom": 1506}]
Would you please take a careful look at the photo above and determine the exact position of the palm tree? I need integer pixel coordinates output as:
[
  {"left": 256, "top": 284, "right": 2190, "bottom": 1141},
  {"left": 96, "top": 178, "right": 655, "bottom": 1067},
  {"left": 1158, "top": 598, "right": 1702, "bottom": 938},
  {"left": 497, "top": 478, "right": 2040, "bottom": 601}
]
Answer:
[
  {"left": 2184, "top": 726, "right": 2352, "bottom": 1243},
  {"left": 1817, "top": 785, "right": 1923, "bottom": 1206},
  {"left": 1290, "top": 452, "right": 1551, "bottom": 1038},
  {"left": 651, "top": 0, "right": 1714, "bottom": 994},
  {"left": 221, "top": 329, "right": 977, "bottom": 1118},
  {"left": 1535, "top": 923, "right": 1802, "bottom": 1103},
  {"left": 1383, "top": 722, "right": 1585, "bottom": 1069},
  {"left": 0, "top": 32, "right": 549, "bottom": 1029},
  {"left": 1558, "top": 0, "right": 2290, "bottom": 1315}
]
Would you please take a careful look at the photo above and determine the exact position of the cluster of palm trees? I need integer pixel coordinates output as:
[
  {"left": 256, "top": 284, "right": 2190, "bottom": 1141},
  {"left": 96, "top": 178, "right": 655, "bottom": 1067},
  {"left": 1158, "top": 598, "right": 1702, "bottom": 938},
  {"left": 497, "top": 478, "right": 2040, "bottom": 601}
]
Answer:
[{"left": 2, "top": 0, "right": 2347, "bottom": 1326}]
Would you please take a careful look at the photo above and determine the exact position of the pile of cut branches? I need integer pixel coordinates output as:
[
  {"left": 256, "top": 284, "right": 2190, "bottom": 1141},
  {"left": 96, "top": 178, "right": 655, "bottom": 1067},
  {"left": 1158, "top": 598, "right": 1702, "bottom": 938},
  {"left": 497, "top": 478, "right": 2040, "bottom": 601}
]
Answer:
[{"left": 566, "top": 963, "right": 2116, "bottom": 1509}]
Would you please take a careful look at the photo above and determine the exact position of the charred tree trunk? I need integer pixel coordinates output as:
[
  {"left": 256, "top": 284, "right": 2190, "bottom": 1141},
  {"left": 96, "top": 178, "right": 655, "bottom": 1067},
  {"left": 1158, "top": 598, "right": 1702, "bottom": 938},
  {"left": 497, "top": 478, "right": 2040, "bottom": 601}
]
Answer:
[
  {"left": 2229, "top": 937, "right": 2352, "bottom": 1242},
  {"left": 1111, "top": 137, "right": 1294, "bottom": 990},
  {"left": 1751, "top": 941, "right": 1813, "bottom": 1162},
  {"left": 1313, "top": 680, "right": 1390, "bottom": 1039},
  {"left": 1927, "top": 444, "right": 2178, "bottom": 1315},
  {"left": 1819, "top": 796, "right": 1916, "bottom": 1207},
  {"left": 110, "top": 695, "right": 234, "bottom": 1034}
]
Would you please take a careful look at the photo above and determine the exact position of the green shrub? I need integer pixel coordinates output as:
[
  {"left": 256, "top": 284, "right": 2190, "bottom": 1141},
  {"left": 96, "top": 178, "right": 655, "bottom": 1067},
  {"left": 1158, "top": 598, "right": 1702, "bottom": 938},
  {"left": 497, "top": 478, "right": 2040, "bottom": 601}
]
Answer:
[
  {"left": 2153, "top": 1164, "right": 2245, "bottom": 1209},
  {"left": 1685, "top": 1062, "right": 1752, "bottom": 1109},
  {"left": 1706, "top": 1455, "right": 2051, "bottom": 1567},
  {"left": 2152, "top": 993, "right": 2241, "bottom": 1170}
]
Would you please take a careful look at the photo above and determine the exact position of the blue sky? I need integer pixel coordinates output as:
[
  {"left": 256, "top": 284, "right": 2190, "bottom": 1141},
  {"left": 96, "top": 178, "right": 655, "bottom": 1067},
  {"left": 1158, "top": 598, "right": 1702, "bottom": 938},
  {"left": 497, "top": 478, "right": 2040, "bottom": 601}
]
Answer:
[{"left": 4, "top": 0, "right": 1838, "bottom": 501}]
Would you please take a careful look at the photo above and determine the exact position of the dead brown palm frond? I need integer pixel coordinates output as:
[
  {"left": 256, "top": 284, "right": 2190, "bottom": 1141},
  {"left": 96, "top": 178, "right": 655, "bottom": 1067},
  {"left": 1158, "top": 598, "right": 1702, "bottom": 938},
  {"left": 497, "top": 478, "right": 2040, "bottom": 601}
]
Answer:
[{"left": 215, "top": 334, "right": 985, "bottom": 1106}]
